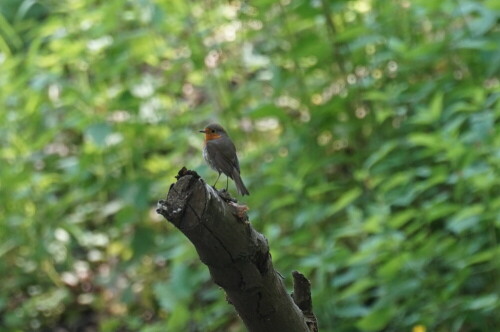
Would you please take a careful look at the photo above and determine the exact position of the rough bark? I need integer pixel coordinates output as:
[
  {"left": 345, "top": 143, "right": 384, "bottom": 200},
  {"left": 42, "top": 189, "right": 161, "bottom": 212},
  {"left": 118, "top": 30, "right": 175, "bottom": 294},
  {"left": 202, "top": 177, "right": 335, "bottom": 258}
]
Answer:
[{"left": 156, "top": 168, "right": 318, "bottom": 332}]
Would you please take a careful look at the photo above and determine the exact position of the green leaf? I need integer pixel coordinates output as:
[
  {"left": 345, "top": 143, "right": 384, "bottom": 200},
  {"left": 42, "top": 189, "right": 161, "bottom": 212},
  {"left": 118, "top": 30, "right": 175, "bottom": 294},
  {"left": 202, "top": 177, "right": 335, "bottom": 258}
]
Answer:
[
  {"left": 85, "top": 123, "right": 112, "bottom": 148},
  {"left": 446, "top": 205, "right": 484, "bottom": 234},
  {"left": 364, "top": 142, "right": 398, "bottom": 169},
  {"left": 356, "top": 305, "right": 395, "bottom": 331},
  {"left": 131, "top": 225, "right": 155, "bottom": 260},
  {"left": 467, "top": 294, "right": 499, "bottom": 311},
  {"left": 166, "top": 305, "right": 190, "bottom": 330},
  {"left": 339, "top": 278, "right": 375, "bottom": 300},
  {"left": 407, "top": 133, "right": 440, "bottom": 148},
  {"left": 466, "top": 248, "right": 499, "bottom": 266},
  {"left": 325, "top": 187, "right": 362, "bottom": 217}
]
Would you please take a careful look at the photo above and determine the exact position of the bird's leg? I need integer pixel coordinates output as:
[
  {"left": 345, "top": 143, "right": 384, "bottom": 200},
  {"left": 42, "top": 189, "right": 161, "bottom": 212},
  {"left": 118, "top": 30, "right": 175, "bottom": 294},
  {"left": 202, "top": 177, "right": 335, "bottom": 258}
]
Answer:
[
  {"left": 226, "top": 176, "right": 229, "bottom": 191},
  {"left": 213, "top": 172, "right": 221, "bottom": 187}
]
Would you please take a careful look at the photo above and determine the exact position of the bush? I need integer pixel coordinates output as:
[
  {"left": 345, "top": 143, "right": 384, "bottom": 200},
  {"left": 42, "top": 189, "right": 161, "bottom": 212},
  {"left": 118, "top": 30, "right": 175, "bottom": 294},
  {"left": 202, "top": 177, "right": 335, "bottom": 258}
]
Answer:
[{"left": 1, "top": 0, "right": 499, "bottom": 331}]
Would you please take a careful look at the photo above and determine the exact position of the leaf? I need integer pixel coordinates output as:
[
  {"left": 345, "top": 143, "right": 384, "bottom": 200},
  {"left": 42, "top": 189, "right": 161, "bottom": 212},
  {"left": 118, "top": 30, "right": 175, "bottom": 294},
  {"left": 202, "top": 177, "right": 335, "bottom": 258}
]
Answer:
[
  {"left": 247, "top": 103, "right": 285, "bottom": 120},
  {"left": 411, "top": 92, "right": 443, "bottom": 125},
  {"left": 166, "top": 305, "right": 190, "bottom": 330},
  {"left": 465, "top": 248, "right": 499, "bottom": 266},
  {"left": 364, "top": 141, "right": 398, "bottom": 169},
  {"left": 446, "top": 205, "right": 484, "bottom": 234},
  {"left": 407, "top": 133, "right": 440, "bottom": 149},
  {"left": 85, "top": 122, "right": 112, "bottom": 148},
  {"left": 389, "top": 209, "right": 416, "bottom": 228},
  {"left": 467, "top": 294, "right": 499, "bottom": 310},
  {"left": 339, "top": 278, "right": 375, "bottom": 300},
  {"left": 325, "top": 187, "right": 362, "bottom": 217},
  {"left": 356, "top": 305, "right": 395, "bottom": 331},
  {"left": 131, "top": 225, "right": 155, "bottom": 260},
  {"left": 378, "top": 253, "right": 410, "bottom": 278}
]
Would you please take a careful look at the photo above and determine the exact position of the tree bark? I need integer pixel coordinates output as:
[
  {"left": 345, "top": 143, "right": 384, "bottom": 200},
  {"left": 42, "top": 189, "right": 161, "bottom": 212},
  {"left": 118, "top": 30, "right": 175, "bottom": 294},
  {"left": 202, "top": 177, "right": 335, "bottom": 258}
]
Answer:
[{"left": 156, "top": 168, "right": 318, "bottom": 332}]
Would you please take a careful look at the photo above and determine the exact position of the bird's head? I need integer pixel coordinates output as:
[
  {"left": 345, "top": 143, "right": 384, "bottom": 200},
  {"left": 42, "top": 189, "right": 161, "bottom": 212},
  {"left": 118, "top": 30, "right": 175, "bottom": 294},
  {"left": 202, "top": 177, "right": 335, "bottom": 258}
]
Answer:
[{"left": 199, "top": 123, "right": 227, "bottom": 141}]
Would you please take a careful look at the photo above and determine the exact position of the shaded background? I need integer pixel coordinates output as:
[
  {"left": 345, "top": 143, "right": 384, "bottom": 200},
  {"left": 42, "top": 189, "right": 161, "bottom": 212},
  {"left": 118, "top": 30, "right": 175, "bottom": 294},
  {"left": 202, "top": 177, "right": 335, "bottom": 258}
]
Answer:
[{"left": 1, "top": 0, "right": 499, "bottom": 331}]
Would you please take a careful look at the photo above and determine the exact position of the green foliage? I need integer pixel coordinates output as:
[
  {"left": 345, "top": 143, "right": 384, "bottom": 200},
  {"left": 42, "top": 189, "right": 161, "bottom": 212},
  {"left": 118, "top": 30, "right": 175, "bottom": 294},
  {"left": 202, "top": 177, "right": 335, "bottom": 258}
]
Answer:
[{"left": 1, "top": 0, "right": 499, "bottom": 331}]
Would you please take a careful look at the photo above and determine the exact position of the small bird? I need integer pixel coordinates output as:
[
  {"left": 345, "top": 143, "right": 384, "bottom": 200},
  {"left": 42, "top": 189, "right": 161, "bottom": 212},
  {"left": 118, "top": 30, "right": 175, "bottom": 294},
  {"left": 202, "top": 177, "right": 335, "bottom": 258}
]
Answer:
[{"left": 199, "top": 123, "right": 250, "bottom": 196}]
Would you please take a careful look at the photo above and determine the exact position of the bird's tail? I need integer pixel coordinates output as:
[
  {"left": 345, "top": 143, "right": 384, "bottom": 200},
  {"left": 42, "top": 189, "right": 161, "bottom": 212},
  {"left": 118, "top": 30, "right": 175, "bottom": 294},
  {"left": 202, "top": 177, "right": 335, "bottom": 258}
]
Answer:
[{"left": 232, "top": 169, "right": 250, "bottom": 196}]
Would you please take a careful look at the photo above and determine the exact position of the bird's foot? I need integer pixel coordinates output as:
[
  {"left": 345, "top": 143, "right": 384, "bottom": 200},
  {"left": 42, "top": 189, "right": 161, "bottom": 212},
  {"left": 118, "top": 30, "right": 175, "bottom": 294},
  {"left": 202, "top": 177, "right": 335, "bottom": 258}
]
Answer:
[{"left": 215, "top": 188, "right": 238, "bottom": 203}]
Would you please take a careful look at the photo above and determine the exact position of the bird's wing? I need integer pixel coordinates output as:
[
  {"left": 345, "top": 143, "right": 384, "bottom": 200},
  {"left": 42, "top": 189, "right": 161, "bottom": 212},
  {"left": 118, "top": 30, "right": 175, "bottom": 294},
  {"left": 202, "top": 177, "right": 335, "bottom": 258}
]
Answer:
[{"left": 206, "top": 138, "right": 240, "bottom": 176}]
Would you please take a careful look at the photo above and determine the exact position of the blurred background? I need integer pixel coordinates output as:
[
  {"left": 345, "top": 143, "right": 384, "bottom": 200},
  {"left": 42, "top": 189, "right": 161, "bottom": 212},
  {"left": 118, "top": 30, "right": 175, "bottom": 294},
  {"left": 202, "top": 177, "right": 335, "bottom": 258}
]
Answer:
[{"left": 1, "top": 0, "right": 499, "bottom": 331}]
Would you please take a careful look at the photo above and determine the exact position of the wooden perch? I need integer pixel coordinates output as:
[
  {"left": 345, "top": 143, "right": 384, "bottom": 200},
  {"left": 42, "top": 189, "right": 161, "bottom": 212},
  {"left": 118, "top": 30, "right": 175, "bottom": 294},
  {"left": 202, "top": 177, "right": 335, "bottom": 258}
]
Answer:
[{"left": 156, "top": 167, "right": 318, "bottom": 332}]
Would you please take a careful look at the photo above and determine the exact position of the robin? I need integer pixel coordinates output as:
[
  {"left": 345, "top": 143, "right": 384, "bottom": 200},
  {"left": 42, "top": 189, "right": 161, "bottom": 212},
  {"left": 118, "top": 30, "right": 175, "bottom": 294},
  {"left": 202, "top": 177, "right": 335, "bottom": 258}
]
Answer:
[{"left": 199, "top": 123, "right": 250, "bottom": 196}]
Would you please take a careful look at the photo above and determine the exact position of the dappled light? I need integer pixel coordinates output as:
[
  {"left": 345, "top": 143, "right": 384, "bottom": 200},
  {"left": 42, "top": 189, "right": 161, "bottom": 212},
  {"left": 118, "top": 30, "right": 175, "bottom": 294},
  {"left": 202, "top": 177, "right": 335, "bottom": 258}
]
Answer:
[{"left": 1, "top": 0, "right": 499, "bottom": 331}]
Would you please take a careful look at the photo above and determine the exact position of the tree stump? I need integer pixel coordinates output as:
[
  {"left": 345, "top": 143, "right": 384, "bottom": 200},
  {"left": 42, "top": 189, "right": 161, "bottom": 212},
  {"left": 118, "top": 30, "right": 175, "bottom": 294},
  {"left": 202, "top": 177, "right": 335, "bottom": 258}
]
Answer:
[{"left": 156, "top": 167, "right": 318, "bottom": 332}]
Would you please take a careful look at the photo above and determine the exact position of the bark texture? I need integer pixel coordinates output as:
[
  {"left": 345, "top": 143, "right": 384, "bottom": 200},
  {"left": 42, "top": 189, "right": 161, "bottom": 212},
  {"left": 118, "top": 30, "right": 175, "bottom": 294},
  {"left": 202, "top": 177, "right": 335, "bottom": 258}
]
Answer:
[{"left": 156, "top": 168, "right": 318, "bottom": 332}]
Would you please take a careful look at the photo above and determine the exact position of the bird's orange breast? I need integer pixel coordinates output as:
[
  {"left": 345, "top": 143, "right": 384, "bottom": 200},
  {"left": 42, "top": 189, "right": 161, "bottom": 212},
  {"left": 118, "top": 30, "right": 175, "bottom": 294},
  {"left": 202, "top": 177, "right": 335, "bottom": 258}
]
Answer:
[{"left": 204, "top": 132, "right": 222, "bottom": 142}]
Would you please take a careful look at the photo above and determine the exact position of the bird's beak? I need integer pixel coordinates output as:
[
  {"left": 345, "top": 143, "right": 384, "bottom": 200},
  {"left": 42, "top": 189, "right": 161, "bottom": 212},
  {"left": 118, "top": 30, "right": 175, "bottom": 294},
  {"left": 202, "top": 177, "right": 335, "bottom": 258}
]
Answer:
[{"left": 199, "top": 130, "right": 205, "bottom": 133}]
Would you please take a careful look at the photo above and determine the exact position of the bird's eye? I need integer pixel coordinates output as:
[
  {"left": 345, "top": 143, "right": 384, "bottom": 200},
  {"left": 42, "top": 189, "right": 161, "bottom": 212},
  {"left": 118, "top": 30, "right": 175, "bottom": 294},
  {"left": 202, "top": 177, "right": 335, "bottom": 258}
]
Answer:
[{"left": 211, "top": 129, "right": 215, "bottom": 133}]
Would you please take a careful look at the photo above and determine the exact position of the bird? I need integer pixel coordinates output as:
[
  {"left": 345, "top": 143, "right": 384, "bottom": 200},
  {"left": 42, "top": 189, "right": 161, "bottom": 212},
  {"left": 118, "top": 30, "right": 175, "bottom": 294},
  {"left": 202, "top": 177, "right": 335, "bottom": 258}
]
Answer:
[{"left": 199, "top": 123, "right": 250, "bottom": 196}]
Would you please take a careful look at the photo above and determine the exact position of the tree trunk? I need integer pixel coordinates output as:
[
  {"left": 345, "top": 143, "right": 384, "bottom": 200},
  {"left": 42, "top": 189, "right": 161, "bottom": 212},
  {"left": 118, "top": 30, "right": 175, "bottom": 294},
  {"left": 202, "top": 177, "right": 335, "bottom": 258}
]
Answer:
[{"left": 156, "top": 168, "right": 318, "bottom": 332}]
